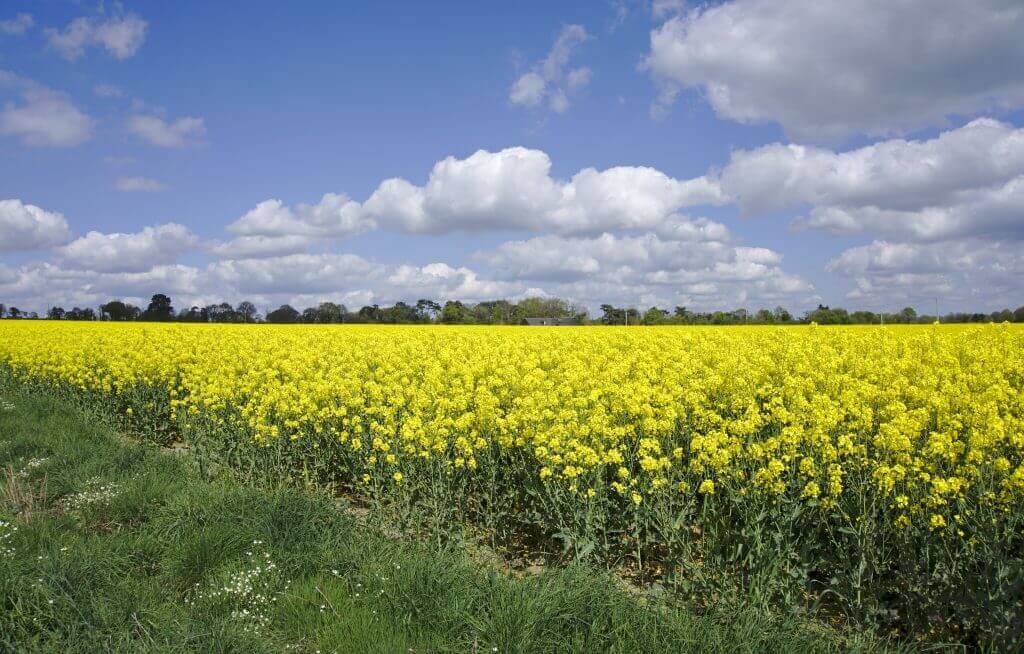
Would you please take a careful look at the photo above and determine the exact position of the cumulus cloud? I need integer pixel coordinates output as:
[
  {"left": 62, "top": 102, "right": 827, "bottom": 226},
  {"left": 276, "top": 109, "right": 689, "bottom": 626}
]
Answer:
[
  {"left": 0, "top": 232, "right": 811, "bottom": 315},
  {"left": 57, "top": 223, "right": 199, "bottom": 273},
  {"left": 510, "top": 25, "right": 592, "bottom": 113},
  {"left": 45, "top": 13, "right": 147, "bottom": 60},
  {"left": 206, "top": 254, "right": 522, "bottom": 304},
  {"left": 718, "top": 119, "right": 1024, "bottom": 242},
  {"left": 0, "top": 199, "right": 71, "bottom": 252},
  {"left": 0, "top": 13, "right": 33, "bottom": 36},
  {"left": 226, "top": 194, "right": 372, "bottom": 239},
  {"left": 228, "top": 147, "right": 723, "bottom": 240},
  {"left": 827, "top": 239, "right": 1024, "bottom": 306},
  {"left": 0, "top": 262, "right": 205, "bottom": 313},
  {"left": 115, "top": 176, "right": 166, "bottom": 192},
  {"left": 0, "top": 72, "right": 93, "bottom": 147},
  {"left": 208, "top": 235, "right": 314, "bottom": 259},
  {"left": 479, "top": 215, "right": 810, "bottom": 308},
  {"left": 650, "top": 0, "right": 685, "bottom": 19},
  {"left": 363, "top": 147, "right": 724, "bottom": 234},
  {"left": 644, "top": 0, "right": 1024, "bottom": 139},
  {"left": 127, "top": 114, "right": 205, "bottom": 148}
]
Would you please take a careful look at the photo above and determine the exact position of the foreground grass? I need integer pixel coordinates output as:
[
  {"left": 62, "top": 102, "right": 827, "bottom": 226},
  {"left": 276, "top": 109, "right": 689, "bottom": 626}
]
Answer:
[{"left": 0, "top": 388, "right": 902, "bottom": 653}]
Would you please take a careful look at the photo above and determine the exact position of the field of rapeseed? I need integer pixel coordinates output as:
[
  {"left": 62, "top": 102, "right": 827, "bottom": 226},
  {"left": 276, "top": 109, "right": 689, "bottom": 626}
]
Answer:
[{"left": 1, "top": 321, "right": 1022, "bottom": 645}]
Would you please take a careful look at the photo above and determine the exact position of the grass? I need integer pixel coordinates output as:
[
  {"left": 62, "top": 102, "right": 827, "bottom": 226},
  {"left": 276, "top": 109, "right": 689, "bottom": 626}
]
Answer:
[{"left": 0, "top": 386, "right": 907, "bottom": 653}]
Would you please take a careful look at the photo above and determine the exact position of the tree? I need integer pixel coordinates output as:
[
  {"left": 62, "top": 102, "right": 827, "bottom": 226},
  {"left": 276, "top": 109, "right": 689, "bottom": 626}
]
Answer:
[
  {"left": 66, "top": 307, "right": 96, "bottom": 320},
  {"left": 142, "top": 294, "right": 174, "bottom": 321},
  {"left": 600, "top": 304, "right": 622, "bottom": 325},
  {"left": 440, "top": 301, "right": 470, "bottom": 323},
  {"left": 47, "top": 306, "right": 66, "bottom": 320},
  {"left": 236, "top": 301, "right": 260, "bottom": 323},
  {"left": 642, "top": 307, "right": 669, "bottom": 325},
  {"left": 301, "top": 307, "right": 320, "bottom": 323},
  {"left": 415, "top": 299, "right": 441, "bottom": 322},
  {"left": 515, "top": 296, "right": 573, "bottom": 319},
  {"left": 899, "top": 306, "right": 918, "bottom": 323},
  {"left": 7, "top": 307, "right": 22, "bottom": 319},
  {"left": 266, "top": 304, "right": 300, "bottom": 323},
  {"left": 385, "top": 301, "right": 417, "bottom": 323},
  {"left": 357, "top": 304, "right": 384, "bottom": 322},
  {"left": 101, "top": 300, "right": 140, "bottom": 321},
  {"left": 315, "top": 302, "right": 344, "bottom": 324},
  {"left": 851, "top": 310, "right": 878, "bottom": 324},
  {"left": 204, "top": 303, "right": 238, "bottom": 323},
  {"left": 178, "top": 306, "right": 206, "bottom": 322}
]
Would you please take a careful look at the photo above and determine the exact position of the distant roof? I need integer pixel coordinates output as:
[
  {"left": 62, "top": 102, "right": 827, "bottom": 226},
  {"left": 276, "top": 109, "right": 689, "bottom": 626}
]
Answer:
[{"left": 523, "top": 317, "right": 580, "bottom": 326}]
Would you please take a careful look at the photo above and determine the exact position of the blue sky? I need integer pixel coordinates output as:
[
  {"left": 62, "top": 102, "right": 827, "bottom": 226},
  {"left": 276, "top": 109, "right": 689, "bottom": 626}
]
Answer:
[{"left": 2, "top": 0, "right": 1023, "bottom": 315}]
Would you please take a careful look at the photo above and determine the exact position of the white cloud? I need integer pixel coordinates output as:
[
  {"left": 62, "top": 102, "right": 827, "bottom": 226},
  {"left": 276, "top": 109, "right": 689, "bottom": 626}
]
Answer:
[
  {"left": 208, "top": 235, "right": 314, "bottom": 259},
  {"left": 127, "top": 114, "right": 205, "bottom": 148},
  {"left": 57, "top": 223, "right": 198, "bottom": 273},
  {"left": 230, "top": 147, "right": 723, "bottom": 240},
  {"left": 566, "top": 67, "right": 592, "bottom": 91},
  {"left": 115, "top": 176, "right": 166, "bottom": 192},
  {"left": 793, "top": 177, "right": 1024, "bottom": 242},
  {"left": 387, "top": 262, "right": 522, "bottom": 301},
  {"left": 827, "top": 239, "right": 1024, "bottom": 307},
  {"left": 206, "top": 254, "right": 520, "bottom": 307},
  {"left": 0, "top": 262, "right": 204, "bottom": 312},
  {"left": 0, "top": 13, "right": 33, "bottom": 36},
  {"left": 650, "top": 0, "right": 685, "bottom": 19},
  {"left": 0, "top": 229, "right": 812, "bottom": 314},
  {"left": 479, "top": 216, "right": 811, "bottom": 308},
  {"left": 0, "top": 199, "right": 71, "bottom": 252},
  {"left": 509, "top": 73, "right": 546, "bottom": 108},
  {"left": 0, "top": 72, "right": 93, "bottom": 147},
  {"left": 644, "top": 0, "right": 1024, "bottom": 139},
  {"left": 226, "top": 194, "right": 372, "bottom": 238},
  {"left": 363, "top": 147, "right": 725, "bottom": 234},
  {"left": 46, "top": 14, "right": 147, "bottom": 60},
  {"left": 208, "top": 253, "right": 381, "bottom": 296},
  {"left": 510, "top": 25, "right": 592, "bottom": 113},
  {"left": 718, "top": 119, "right": 1024, "bottom": 242}
]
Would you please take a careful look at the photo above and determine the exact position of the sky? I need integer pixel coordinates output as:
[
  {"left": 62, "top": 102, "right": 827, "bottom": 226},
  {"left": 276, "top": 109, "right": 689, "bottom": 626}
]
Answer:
[{"left": 2, "top": 0, "right": 1024, "bottom": 317}]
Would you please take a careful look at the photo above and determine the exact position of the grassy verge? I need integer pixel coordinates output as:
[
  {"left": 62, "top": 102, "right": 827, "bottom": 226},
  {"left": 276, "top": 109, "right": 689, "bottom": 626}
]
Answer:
[{"left": 0, "top": 386, "right": 904, "bottom": 653}]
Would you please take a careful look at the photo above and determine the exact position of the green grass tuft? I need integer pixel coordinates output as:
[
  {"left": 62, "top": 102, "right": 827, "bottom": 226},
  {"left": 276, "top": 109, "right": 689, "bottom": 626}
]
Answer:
[{"left": 0, "top": 386, "right": 908, "bottom": 653}]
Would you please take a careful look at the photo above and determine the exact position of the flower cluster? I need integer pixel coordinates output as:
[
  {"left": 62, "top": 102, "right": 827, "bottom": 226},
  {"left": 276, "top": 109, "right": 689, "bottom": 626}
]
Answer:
[
  {"left": 0, "top": 519, "right": 16, "bottom": 558},
  {"left": 1, "top": 321, "right": 1022, "bottom": 537},
  {"left": 55, "top": 477, "right": 121, "bottom": 513},
  {"left": 15, "top": 457, "right": 48, "bottom": 480},
  {"left": 185, "top": 543, "right": 285, "bottom": 634}
]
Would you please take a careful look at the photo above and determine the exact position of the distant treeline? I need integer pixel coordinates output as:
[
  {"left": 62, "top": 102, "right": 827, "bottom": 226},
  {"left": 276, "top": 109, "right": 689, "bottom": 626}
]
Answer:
[{"left": 2, "top": 295, "right": 1023, "bottom": 325}]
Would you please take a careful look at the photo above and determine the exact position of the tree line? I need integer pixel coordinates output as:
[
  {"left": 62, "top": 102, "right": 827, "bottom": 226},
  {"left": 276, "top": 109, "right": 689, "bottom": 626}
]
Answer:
[{"left": 2, "top": 296, "right": 1023, "bottom": 325}]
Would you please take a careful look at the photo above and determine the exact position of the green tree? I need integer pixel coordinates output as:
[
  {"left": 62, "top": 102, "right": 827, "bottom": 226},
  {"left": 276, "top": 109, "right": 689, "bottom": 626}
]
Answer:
[
  {"left": 441, "top": 301, "right": 471, "bottom": 323},
  {"left": 101, "top": 300, "right": 141, "bottom": 321},
  {"left": 266, "top": 304, "right": 300, "bottom": 323},
  {"left": 236, "top": 301, "right": 260, "bottom": 323},
  {"left": 142, "top": 294, "right": 175, "bottom": 321},
  {"left": 316, "top": 302, "right": 345, "bottom": 324}
]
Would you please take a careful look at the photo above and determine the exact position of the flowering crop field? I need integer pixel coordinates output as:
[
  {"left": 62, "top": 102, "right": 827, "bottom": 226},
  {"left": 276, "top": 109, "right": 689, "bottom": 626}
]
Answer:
[{"left": 1, "top": 321, "right": 1023, "bottom": 642}]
